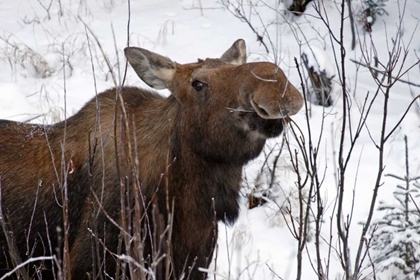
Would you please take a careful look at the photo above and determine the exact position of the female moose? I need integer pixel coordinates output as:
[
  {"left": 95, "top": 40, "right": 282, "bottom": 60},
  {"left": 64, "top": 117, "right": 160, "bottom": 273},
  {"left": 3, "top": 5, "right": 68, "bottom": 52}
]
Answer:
[{"left": 0, "top": 39, "right": 303, "bottom": 279}]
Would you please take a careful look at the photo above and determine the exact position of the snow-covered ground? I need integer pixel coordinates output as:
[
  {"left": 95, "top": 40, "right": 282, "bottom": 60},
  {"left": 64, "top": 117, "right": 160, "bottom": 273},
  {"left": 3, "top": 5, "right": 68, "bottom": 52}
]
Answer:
[{"left": 1, "top": 0, "right": 419, "bottom": 279}]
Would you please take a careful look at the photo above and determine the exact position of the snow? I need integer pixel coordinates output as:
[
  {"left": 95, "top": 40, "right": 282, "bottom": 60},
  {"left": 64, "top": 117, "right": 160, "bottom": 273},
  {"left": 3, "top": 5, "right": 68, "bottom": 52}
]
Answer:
[
  {"left": 1, "top": 0, "right": 420, "bottom": 279},
  {"left": 0, "top": 83, "right": 40, "bottom": 121}
]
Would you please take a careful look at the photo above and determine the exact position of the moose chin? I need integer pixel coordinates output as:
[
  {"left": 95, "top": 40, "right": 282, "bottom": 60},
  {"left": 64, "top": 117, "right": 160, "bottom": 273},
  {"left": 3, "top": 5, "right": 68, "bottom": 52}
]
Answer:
[{"left": 0, "top": 39, "right": 303, "bottom": 279}]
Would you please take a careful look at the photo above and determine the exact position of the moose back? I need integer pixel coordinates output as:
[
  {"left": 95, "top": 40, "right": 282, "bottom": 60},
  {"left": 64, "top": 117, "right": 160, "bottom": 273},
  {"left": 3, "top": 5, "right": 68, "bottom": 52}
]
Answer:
[{"left": 0, "top": 39, "right": 303, "bottom": 279}]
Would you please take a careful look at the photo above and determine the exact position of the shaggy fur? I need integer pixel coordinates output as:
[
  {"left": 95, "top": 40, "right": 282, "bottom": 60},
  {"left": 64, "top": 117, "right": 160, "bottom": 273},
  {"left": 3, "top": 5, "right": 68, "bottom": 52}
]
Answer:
[{"left": 0, "top": 39, "right": 303, "bottom": 279}]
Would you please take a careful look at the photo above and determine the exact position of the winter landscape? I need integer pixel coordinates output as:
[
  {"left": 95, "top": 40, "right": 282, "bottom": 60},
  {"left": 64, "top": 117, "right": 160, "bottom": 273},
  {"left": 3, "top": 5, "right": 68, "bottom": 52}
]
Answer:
[{"left": 1, "top": 0, "right": 420, "bottom": 279}]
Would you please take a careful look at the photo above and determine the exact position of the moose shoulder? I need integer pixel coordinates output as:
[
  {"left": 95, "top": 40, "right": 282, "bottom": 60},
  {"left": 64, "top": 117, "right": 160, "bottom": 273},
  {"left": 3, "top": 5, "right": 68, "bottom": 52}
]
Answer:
[{"left": 0, "top": 39, "right": 303, "bottom": 279}]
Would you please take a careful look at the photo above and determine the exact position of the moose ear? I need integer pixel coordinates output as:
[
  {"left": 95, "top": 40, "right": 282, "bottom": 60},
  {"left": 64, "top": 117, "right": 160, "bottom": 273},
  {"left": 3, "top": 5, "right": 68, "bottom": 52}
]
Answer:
[
  {"left": 124, "top": 47, "right": 176, "bottom": 90},
  {"left": 220, "top": 39, "right": 247, "bottom": 65}
]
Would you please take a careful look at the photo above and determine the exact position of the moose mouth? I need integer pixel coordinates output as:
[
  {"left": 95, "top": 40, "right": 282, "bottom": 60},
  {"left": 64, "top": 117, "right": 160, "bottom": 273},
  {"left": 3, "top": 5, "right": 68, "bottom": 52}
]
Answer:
[
  {"left": 246, "top": 112, "right": 284, "bottom": 138},
  {"left": 238, "top": 98, "right": 285, "bottom": 138},
  {"left": 227, "top": 104, "right": 286, "bottom": 139}
]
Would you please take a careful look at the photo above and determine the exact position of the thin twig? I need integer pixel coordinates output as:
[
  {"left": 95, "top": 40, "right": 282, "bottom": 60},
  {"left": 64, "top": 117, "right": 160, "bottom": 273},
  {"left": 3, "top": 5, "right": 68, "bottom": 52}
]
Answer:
[{"left": 350, "top": 58, "right": 420, "bottom": 87}]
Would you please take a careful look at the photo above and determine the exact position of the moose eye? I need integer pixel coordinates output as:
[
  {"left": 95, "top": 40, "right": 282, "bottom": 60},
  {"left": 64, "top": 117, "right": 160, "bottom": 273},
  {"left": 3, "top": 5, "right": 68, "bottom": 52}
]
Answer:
[{"left": 192, "top": 80, "right": 206, "bottom": 92}]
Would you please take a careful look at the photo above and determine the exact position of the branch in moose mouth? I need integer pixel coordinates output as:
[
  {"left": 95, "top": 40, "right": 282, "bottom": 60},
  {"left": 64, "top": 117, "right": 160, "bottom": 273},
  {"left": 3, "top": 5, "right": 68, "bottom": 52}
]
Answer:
[
  {"left": 226, "top": 107, "right": 255, "bottom": 113},
  {"left": 283, "top": 116, "right": 292, "bottom": 124}
]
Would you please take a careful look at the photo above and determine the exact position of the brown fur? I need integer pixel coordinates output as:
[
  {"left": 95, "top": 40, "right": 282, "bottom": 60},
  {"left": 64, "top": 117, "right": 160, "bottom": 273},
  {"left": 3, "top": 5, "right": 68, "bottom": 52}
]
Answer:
[{"left": 0, "top": 39, "right": 303, "bottom": 279}]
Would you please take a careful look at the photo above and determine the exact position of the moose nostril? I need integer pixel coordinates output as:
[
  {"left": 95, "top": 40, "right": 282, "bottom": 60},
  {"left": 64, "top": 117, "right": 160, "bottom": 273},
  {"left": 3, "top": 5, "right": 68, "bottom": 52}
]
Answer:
[
  {"left": 251, "top": 97, "right": 282, "bottom": 119},
  {"left": 257, "top": 104, "right": 269, "bottom": 117}
]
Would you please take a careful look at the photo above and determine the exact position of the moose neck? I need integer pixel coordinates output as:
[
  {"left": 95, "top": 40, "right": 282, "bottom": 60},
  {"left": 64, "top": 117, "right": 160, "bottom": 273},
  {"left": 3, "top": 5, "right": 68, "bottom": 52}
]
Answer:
[
  {"left": 129, "top": 91, "right": 242, "bottom": 231},
  {"left": 168, "top": 113, "right": 242, "bottom": 225}
]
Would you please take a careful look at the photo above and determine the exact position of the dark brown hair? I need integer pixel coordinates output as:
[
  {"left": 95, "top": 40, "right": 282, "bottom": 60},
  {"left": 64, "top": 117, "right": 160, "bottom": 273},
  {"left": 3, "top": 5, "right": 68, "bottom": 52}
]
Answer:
[{"left": 0, "top": 39, "right": 303, "bottom": 279}]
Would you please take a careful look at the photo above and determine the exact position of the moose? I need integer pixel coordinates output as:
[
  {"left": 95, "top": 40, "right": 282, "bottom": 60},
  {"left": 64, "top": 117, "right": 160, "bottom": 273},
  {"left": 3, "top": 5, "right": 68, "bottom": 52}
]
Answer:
[{"left": 0, "top": 39, "right": 303, "bottom": 279}]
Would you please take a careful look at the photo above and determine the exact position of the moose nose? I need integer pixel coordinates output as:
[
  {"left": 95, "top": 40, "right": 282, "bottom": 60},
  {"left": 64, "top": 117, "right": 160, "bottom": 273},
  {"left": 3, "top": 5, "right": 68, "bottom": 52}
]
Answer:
[{"left": 245, "top": 62, "right": 304, "bottom": 119}]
